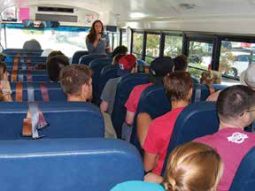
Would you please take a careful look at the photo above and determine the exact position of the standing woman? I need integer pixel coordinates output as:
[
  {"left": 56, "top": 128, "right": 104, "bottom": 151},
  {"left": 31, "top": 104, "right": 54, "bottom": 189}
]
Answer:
[{"left": 86, "top": 20, "right": 110, "bottom": 54}]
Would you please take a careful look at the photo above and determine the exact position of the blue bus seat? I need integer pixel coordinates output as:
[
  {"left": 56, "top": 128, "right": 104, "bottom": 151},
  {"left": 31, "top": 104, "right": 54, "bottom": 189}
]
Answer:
[
  {"left": 71, "top": 50, "right": 89, "bottom": 64},
  {"left": 3, "top": 48, "right": 43, "bottom": 56},
  {"left": 10, "top": 82, "right": 66, "bottom": 101},
  {"left": 191, "top": 84, "right": 211, "bottom": 102},
  {"left": 0, "top": 102, "right": 104, "bottom": 139},
  {"left": 229, "top": 147, "right": 255, "bottom": 191},
  {"left": 16, "top": 70, "right": 49, "bottom": 82},
  {"left": 89, "top": 58, "right": 112, "bottom": 105},
  {"left": 111, "top": 73, "right": 150, "bottom": 138},
  {"left": 130, "top": 84, "right": 170, "bottom": 151},
  {"left": 130, "top": 83, "right": 220, "bottom": 151},
  {"left": 161, "top": 101, "right": 219, "bottom": 175},
  {"left": 88, "top": 57, "right": 112, "bottom": 68},
  {"left": 98, "top": 65, "right": 119, "bottom": 104},
  {"left": 0, "top": 138, "right": 143, "bottom": 191},
  {"left": 79, "top": 54, "right": 107, "bottom": 65},
  {"left": 5, "top": 56, "right": 47, "bottom": 66}
]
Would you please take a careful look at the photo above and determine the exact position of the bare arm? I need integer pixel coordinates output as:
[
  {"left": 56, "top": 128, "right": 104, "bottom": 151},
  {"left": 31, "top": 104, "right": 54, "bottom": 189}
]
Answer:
[
  {"left": 100, "top": 101, "right": 109, "bottom": 113},
  {"left": 137, "top": 112, "right": 152, "bottom": 147},
  {"left": 125, "top": 111, "right": 135, "bottom": 125},
  {"left": 144, "top": 152, "right": 158, "bottom": 172},
  {"left": 206, "top": 90, "right": 221, "bottom": 102},
  {"left": 144, "top": 172, "right": 164, "bottom": 183}
]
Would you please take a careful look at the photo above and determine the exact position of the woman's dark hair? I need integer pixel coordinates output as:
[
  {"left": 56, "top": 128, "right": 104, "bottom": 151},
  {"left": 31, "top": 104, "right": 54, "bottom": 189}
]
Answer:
[{"left": 87, "top": 20, "right": 104, "bottom": 43}]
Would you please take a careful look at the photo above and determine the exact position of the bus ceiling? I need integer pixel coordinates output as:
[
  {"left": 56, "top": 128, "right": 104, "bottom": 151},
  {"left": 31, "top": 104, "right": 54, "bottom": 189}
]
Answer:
[{"left": 1, "top": 0, "right": 255, "bottom": 35}]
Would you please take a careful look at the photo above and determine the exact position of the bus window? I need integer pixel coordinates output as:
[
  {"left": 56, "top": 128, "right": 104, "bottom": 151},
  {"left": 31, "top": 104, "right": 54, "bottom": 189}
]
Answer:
[
  {"left": 145, "top": 33, "right": 160, "bottom": 63},
  {"left": 0, "top": 24, "right": 4, "bottom": 50},
  {"left": 120, "top": 29, "right": 127, "bottom": 47},
  {"left": 132, "top": 32, "right": 143, "bottom": 59},
  {"left": 108, "top": 32, "right": 119, "bottom": 51},
  {"left": 188, "top": 41, "right": 213, "bottom": 79},
  {"left": 219, "top": 40, "right": 254, "bottom": 79},
  {"left": 164, "top": 35, "right": 183, "bottom": 58},
  {"left": 4, "top": 23, "right": 88, "bottom": 57}
]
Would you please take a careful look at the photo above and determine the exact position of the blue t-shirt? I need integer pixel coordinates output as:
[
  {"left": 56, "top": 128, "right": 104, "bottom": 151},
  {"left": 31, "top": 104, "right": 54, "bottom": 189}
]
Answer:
[
  {"left": 86, "top": 34, "right": 109, "bottom": 54},
  {"left": 110, "top": 181, "right": 165, "bottom": 191}
]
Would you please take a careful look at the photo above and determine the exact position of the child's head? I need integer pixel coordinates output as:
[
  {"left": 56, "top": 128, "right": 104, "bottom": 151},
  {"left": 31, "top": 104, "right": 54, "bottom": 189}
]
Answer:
[
  {"left": 111, "top": 45, "right": 128, "bottom": 58},
  {"left": 164, "top": 72, "right": 193, "bottom": 102},
  {"left": 60, "top": 64, "right": 93, "bottom": 101},
  {"left": 0, "top": 61, "right": 8, "bottom": 81},
  {"left": 164, "top": 142, "right": 223, "bottom": 191},
  {"left": 46, "top": 55, "right": 69, "bottom": 82},
  {"left": 117, "top": 54, "right": 137, "bottom": 75},
  {"left": 47, "top": 50, "right": 65, "bottom": 61},
  {"left": 217, "top": 85, "right": 255, "bottom": 128},
  {"left": 174, "top": 55, "right": 188, "bottom": 72},
  {"left": 200, "top": 70, "right": 221, "bottom": 85}
]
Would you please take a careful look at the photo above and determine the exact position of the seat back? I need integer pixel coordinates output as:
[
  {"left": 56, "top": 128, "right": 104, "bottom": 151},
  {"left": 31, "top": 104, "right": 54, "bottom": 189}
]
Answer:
[
  {"left": 137, "top": 84, "right": 170, "bottom": 119},
  {"left": 0, "top": 102, "right": 104, "bottom": 139},
  {"left": 71, "top": 50, "right": 89, "bottom": 64},
  {"left": 3, "top": 48, "right": 43, "bottom": 56},
  {"left": 89, "top": 58, "right": 112, "bottom": 105},
  {"left": 98, "top": 65, "right": 119, "bottom": 104},
  {"left": 0, "top": 138, "right": 144, "bottom": 191},
  {"left": 12, "top": 70, "right": 49, "bottom": 82},
  {"left": 10, "top": 82, "right": 67, "bottom": 102},
  {"left": 111, "top": 73, "right": 150, "bottom": 137},
  {"left": 130, "top": 84, "right": 170, "bottom": 150},
  {"left": 230, "top": 147, "right": 255, "bottom": 191},
  {"left": 5, "top": 56, "right": 47, "bottom": 65},
  {"left": 162, "top": 101, "right": 219, "bottom": 174},
  {"left": 130, "top": 83, "right": 218, "bottom": 150},
  {"left": 79, "top": 54, "right": 107, "bottom": 65},
  {"left": 191, "top": 84, "right": 211, "bottom": 102}
]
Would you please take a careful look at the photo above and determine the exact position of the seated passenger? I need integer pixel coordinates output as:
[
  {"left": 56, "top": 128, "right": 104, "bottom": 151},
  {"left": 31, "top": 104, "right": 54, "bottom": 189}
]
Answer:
[
  {"left": 111, "top": 45, "right": 128, "bottom": 65},
  {"left": 207, "top": 64, "right": 254, "bottom": 101},
  {"left": 100, "top": 54, "right": 137, "bottom": 115},
  {"left": 47, "top": 50, "right": 65, "bottom": 62},
  {"left": 143, "top": 72, "right": 193, "bottom": 175},
  {"left": 36, "top": 50, "right": 65, "bottom": 70},
  {"left": 200, "top": 70, "right": 220, "bottom": 94},
  {"left": 173, "top": 54, "right": 188, "bottom": 72},
  {"left": 0, "top": 61, "right": 12, "bottom": 102},
  {"left": 23, "top": 39, "right": 41, "bottom": 50},
  {"left": 195, "top": 85, "right": 255, "bottom": 191},
  {"left": 124, "top": 57, "right": 174, "bottom": 141},
  {"left": 47, "top": 55, "right": 69, "bottom": 82},
  {"left": 60, "top": 64, "right": 116, "bottom": 138},
  {"left": 60, "top": 65, "right": 93, "bottom": 102},
  {"left": 111, "top": 142, "right": 223, "bottom": 191}
]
